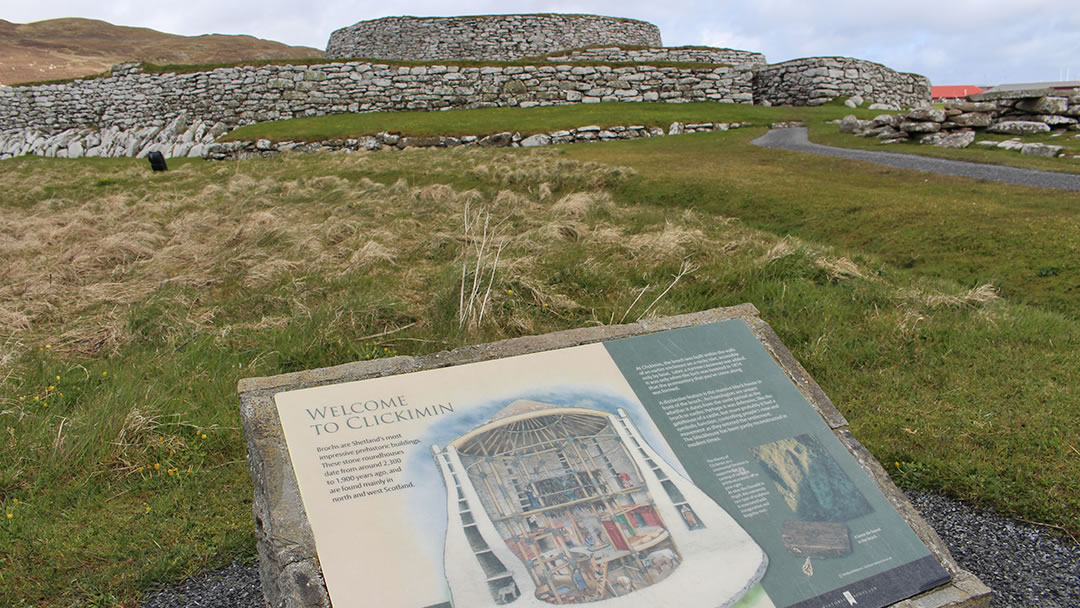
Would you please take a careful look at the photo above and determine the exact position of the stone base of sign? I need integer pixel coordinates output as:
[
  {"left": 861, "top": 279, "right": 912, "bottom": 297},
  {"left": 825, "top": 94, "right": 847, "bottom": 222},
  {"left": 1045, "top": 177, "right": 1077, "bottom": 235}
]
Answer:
[{"left": 238, "top": 304, "right": 991, "bottom": 608}]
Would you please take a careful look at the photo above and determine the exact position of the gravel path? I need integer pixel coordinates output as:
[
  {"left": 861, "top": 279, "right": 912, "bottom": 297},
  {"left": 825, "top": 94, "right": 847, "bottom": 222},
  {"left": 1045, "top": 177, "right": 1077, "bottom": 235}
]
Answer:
[
  {"left": 141, "top": 491, "right": 1080, "bottom": 608},
  {"left": 752, "top": 127, "right": 1080, "bottom": 191}
]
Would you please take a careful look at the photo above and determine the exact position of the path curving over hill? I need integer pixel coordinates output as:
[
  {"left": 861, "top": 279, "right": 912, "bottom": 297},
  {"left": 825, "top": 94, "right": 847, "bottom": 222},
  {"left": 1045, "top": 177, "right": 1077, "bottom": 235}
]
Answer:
[{"left": 752, "top": 127, "right": 1080, "bottom": 192}]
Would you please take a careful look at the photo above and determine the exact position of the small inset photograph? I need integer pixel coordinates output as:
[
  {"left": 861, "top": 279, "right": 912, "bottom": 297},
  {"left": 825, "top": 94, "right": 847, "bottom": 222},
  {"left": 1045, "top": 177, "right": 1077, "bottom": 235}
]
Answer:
[{"left": 750, "top": 433, "right": 873, "bottom": 524}]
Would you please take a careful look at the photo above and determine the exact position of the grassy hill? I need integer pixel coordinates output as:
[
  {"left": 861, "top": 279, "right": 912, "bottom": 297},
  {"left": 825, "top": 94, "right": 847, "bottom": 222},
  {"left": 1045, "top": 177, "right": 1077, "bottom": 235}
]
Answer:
[{"left": 0, "top": 17, "right": 322, "bottom": 86}]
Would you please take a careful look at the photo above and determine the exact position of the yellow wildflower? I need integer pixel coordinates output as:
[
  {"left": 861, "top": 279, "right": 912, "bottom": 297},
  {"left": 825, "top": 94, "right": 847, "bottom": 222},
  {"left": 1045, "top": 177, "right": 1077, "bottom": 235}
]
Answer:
[
  {"left": 11, "top": 499, "right": 17, "bottom": 505},
  {"left": 102, "top": 371, "right": 107, "bottom": 377},
  {"left": 154, "top": 463, "right": 161, "bottom": 470},
  {"left": 201, "top": 434, "right": 207, "bottom": 439},
  {"left": 6, "top": 513, "right": 11, "bottom": 519}
]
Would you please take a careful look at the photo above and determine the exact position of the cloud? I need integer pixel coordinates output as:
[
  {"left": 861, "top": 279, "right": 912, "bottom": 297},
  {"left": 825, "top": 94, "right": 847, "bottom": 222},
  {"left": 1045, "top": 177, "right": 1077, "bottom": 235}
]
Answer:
[{"left": 7, "top": 0, "right": 1080, "bottom": 84}]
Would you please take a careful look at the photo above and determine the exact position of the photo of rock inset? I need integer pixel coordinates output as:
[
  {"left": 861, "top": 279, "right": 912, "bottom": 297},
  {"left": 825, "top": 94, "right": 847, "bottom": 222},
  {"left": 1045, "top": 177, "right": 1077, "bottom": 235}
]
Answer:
[
  {"left": 432, "top": 399, "right": 769, "bottom": 607},
  {"left": 751, "top": 434, "right": 873, "bottom": 523},
  {"left": 751, "top": 434, "right": 871, "bottom": 561}
]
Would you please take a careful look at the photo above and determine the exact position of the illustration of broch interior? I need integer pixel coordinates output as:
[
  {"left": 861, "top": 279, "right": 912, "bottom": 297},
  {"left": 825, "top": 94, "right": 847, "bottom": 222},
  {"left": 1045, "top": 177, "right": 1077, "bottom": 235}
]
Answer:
[{"left": 432, "top": 400, "right": 768, "bottom": 607}]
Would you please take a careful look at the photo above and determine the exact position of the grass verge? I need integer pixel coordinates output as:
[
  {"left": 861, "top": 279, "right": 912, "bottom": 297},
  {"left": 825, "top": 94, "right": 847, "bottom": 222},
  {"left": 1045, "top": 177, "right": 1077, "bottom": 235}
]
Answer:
[
  {"left": 221, "top": 102, "right": 794, "bottom": 142},
  {"left": 806, "top": 112, "right": 1080, "bottom": 175},
  {"left": 225, "top": 100, "right": 1080, "bottom": 175}
]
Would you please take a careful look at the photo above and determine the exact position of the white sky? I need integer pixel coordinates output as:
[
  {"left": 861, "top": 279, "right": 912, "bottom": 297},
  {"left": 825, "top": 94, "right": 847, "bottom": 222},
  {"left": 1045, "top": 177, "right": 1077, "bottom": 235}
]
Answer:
[{"left": 6, "top": 0, "right": 1080, "bottom": 86}]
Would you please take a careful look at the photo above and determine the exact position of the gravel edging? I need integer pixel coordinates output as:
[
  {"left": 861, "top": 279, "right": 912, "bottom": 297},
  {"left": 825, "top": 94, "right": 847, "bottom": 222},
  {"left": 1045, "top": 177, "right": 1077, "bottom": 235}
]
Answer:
[
  {"left": 141, "top": 491, "right": 1080, "bottom": 608},
  {"left": 141, "top": 561, "right": 262, "bottom": 608},
  {"left": 905, "top": 490, "right": 1080, "bottom": 608}
]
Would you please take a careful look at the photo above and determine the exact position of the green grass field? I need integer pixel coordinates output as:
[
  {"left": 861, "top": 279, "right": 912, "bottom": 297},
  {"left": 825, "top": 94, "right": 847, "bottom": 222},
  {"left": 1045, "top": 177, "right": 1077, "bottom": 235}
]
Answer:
[
  {"left": 1, "top": 103, "right": 1077, "bottom": 606},
  {"left": 226, "top": 101, "right": 1080, "bottom": 175}
]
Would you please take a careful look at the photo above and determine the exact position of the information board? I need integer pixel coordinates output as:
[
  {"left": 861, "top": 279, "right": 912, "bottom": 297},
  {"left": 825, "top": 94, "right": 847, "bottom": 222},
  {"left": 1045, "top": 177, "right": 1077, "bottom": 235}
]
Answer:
[{"left": 273, "top": 319, "right": 949, "bottom": 608}]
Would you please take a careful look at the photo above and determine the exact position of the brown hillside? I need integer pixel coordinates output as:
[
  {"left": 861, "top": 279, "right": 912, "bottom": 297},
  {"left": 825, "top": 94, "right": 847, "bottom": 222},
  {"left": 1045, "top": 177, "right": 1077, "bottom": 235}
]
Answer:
[{"left": 0, "top": 17, "right": 323, "bottom": 85}]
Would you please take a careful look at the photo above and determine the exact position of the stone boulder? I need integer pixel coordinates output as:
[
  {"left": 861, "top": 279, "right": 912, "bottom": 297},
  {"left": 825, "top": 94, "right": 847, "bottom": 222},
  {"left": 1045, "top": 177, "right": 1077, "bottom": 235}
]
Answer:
[
  {"left": 857, "top": 125, "right": 896, "bottom": 138},
  {"left": 1020, "top": 143, "right": 1063, "bottom": 157},
  {"left": 839, "top": 114, "right": 871, "bottom": 133},
  {"left": 987, "top": 121, "right": 1051, "bottom": 135},
  {"left": 907, "top": 107, "right": 946, "bottom": 122},
  {"left": 477, "top": 132, "right": 514, "bottom": 147},
  {"left": 843, "top": 95, "right": 864, "bottom": 108},
  {"left": 900, "top": 120, "right": 941, "bottom": 134},
  {"left": 935, "top": 131, "right": 976, "bottom": 148},
  {"left": 917, "top": 132, "right": 948, "bottom": 146},
  {"left": 1034, "top": 114, "right": 1079, "bottom": 126},
  {"left": 871, "top": 114, "right": 901, "bottom": 128},
  {"left": 1068, "top": 95, "right": 1080, "bottom": 116},
  {"left": 1015, "top": 96, "right": 1069, "bottom": 115},
  {"left": 869, "top": 102, "right": 900, "bottom": 111},
  {"left": 945, "top": 101, "right": 995, "bottom": 113},
  {"left": 520, "top": 133, "right": 552, "bottom": 147},
  {"left": 951, "top": 112, "right": 993, "bottom": 128}
]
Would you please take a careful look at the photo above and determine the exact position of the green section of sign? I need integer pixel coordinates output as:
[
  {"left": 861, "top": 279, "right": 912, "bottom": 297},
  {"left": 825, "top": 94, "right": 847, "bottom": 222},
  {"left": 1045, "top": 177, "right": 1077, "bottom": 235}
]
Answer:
[{"left": 603, "top": 320, "right": 945, "bottom": 608}]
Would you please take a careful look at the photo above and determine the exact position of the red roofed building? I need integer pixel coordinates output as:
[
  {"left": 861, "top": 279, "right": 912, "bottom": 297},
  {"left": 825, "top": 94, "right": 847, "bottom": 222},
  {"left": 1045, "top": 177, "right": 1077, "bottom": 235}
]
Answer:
[{"left": 931, "top": 85, "right": 986, "bottom": 101}]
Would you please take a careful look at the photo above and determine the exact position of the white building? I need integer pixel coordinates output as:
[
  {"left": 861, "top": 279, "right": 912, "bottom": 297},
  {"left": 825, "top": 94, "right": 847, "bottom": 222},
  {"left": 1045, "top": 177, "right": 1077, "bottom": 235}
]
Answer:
[{"left": 432, "top": 400, "right": 768, "bottom": 607}]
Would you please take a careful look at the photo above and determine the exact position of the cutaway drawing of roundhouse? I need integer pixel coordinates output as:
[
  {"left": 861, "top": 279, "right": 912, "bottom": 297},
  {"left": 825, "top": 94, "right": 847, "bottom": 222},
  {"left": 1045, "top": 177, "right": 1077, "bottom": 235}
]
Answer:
[{"left": 432, "top": 400, "right": 769, "bottom": 607}]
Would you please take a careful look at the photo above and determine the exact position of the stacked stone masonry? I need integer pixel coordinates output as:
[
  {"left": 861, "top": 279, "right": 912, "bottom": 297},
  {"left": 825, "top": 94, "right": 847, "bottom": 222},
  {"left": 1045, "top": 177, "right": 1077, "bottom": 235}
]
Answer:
[
  {"left": 204, "top": 120, "right": 753, "bottom": 161},
  {"left": 842, "top": 88, "right": 1080, "bottom": 158},
  {"left": 0, "top": 13, "right": 934, "bottom": 159},
  {"left": 754, "top": 57, "right": 930, "bottom": 108},
  {"left": 0, "top": 61, "right": 754, "bottom": 159},
  {"left": 545, "top": 46, "right": 766, "bottom": 68},
  {"left": 326, "top": 14, "right": 662, "bottom": 61}
]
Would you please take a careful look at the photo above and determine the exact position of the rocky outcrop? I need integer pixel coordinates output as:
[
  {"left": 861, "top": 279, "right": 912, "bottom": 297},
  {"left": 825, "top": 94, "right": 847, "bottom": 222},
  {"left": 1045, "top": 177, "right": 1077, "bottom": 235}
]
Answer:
[
  {"left": 753, "top": 57, "right": 930, "bottom": 108},
  {"left": 841, "top": 87, "right": 1080, "bottom": 157},
  {"left": 0, "top": 113, "right": 225, "bottom": 159},
  {"left": 325, "top": 14, "right": 662, "bottom": 61}
]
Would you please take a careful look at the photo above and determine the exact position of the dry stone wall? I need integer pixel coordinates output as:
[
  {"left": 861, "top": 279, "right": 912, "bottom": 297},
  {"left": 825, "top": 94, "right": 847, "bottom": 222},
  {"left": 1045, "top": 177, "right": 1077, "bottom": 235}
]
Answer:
[
  {"left": 754, "top": 57, "right": 929, "bottom": 108},
  {"left": 0, "top": 61, "right": 753, "bottom": 159},
  {"left": 326, "top": 14, "right": 661, "bottom": 61},
  {"left": 545, "top": 46, "right": 766, "bottom": 68},
  {"left": 841, "top": 88, "right": 1080, "bottom": 158},
  {"left": 205, "top": 120, "right": 753, "bottom": 160}
]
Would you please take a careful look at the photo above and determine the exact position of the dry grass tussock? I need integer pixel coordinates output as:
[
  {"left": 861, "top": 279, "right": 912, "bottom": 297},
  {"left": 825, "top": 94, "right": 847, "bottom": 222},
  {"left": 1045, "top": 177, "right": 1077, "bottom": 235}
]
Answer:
[
  {"left": 760, "top": 235, "right": 869, "bottom": 281},
  {"left": 0, "top": 149, "right": 729, "bottom": 352},
  {"left": 624, "top": 222, "right": 706, "bottom": 259},
  {"left": 901, "top": 283, "right": 1001, "bottom": 309},
  {"left": 0, "top": 169, "right": 413, "bottom": 351},
  {"left": 549, "top": 191, "right": 612, "bottom": 217}
]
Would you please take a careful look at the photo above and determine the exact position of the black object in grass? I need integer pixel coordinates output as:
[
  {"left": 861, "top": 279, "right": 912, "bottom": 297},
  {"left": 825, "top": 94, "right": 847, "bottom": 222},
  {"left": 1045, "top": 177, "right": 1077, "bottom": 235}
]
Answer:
[{"left": 148, "top": 151, "right": 168, "bottom": 172}]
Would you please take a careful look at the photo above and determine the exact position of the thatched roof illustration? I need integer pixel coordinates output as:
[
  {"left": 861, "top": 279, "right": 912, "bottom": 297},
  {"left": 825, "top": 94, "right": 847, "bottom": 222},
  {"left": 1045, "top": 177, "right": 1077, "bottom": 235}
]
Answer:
[{"left": 450, "top": 400, "right": 611, "bottom": 456}]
